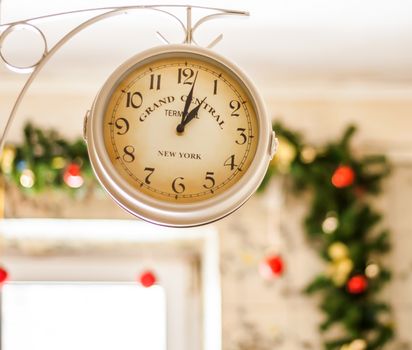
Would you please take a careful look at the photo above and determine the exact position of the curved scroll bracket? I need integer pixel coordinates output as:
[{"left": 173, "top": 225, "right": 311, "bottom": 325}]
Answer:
[{"left": 0, "top": 4, "right": 249, "bottom": 153}]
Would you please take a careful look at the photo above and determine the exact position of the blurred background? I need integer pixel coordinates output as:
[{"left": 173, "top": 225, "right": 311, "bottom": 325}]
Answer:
[{"left": 0, "top": 1, "right": 412, "bottom": 350}]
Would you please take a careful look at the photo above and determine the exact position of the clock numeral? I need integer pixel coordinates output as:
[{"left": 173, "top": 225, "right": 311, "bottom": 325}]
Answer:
[
  {"left": 224, "top": 154, "right": 237, "bottom": 171},
  {"left": 122, "top": 145, "right": 135, "bottom": 163},
  {"left": 126, "top": 91, "right": 143, "bottom": 109},
  {"left": 235, "top": 128, "right": 247, "bottom": 145},
  {"left": 172, "top": 177, "right": 185, "bottom": 194},
  {"left": 213, "top": 79, "right": 218, "bottom": 95},
  {"left": 203, "top": 172, "right": 215, "bottom": 189},
  {"left": 178, "top": 68, "right": 195, "bottom": 85},
  {"left": 144, "top": 167, "right": 155, "bottom": 185},
  {"left": 229, "top": 100, "right": 241, "bottom": 117},
  {"left": 114, "top": 117, "right": 129, "bottom": 135},
  {"left": 150, "top": 74, "right": 161, "bottom": 90}
]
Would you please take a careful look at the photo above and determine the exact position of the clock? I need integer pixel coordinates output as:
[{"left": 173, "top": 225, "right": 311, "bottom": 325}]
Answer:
[{"left": 85, "top": 44, "right": 277, "bottom": 227}]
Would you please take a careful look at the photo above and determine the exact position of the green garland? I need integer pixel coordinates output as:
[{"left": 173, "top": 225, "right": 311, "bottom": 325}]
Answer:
[
  {"left": 0, "top": 123, "right": 94, "bottom": 193},
  {"left": 262, "top": 123, "right": 393, "bottom": 350}
]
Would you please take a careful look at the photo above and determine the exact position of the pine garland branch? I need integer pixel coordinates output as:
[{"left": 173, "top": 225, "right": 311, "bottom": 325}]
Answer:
[
  {"left": 0, "top": 123, "right": 95, "bottom": 194},
  {"left": 263, "top": 122, "right": 394, "bottom": 349}
]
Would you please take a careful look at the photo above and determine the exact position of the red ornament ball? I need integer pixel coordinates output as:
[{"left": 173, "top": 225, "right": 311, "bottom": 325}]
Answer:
[
  {"left": 63, "top": 163, "right": 84, "bottom": 188},
  {"left": 332, "top": 165, "right": 355, "bottom": 188},
  {"left": 139, "top": 270, "right": 157, "bottom": 288},
  {"left": 347, "top": 274, "right": 368, "bottom": 294},
  {"left": 0, "top": 266, "right": 9, "bottom": 284},
  {"left": 259, "top": 255, "right": 285, "bottom": 279},
  {"left": 66, "top": 163, "right": 81, "bottom": 177}
]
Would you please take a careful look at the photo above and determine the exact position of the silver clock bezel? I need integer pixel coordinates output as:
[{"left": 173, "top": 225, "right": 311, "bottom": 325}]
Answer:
[{"left": 87, "top": 44, "right": 273, "bottom": 227}]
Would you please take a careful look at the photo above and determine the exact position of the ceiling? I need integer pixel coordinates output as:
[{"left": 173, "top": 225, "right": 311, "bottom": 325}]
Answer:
[{"left": 1, "top": 0, "right": 412, "bottom": 97}]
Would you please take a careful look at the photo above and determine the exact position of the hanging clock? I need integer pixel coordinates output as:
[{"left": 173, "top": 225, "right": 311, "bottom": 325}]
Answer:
[{"left": 85, "top": 44, "right": 277, "bottom": 227}]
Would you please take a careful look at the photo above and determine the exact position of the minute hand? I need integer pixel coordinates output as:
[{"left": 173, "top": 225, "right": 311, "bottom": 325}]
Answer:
[
  {"left": 182, "top": 97, "right": 207, "bottom": 128},
  {"left": 181, "top": 71, "right": 198, "bottom": 124}
]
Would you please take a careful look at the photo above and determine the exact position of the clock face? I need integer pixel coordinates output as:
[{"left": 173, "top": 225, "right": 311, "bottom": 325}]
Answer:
[{"left": 102, "top": 52, "right": 259, "bottom": 204}]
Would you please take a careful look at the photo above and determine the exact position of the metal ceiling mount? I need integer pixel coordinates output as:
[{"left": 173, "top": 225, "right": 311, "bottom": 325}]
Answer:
[{"left": 0, "top": 4, "right": 249, "bottom": 153}]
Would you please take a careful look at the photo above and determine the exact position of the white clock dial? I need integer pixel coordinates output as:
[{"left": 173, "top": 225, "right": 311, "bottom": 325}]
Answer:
[{"left": 103, "top": 55, "right": 258, "bottom": 203}]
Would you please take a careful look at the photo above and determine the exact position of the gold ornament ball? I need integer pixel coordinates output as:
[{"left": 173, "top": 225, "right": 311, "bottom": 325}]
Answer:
[
  {"left": 271, "top": 136, "right": 297, "bottom": 173},
  {"left": 337, "top": 258, "right": 354, "bottom": 275},
  {"left": 328, "top": 241, "right": 349, "bottom": 261},
  {"left": 331, "top": 268, "right": 347, "bottom": 287},
  {"left": 350, "top": 339, "right": 367, "bottom": 350},
  {"left": 365, "top": 263, "right": 380, "bottom": 279},
  {"left": 0, "top": 145, "right": 16, "bottom": 174},
  {"left": 300, "top": 145, "right": 317, "bottom": 164},
  {"left": 51, "top": 156, "right": 66, "bottom": 170},
  {"left": 331, "top": 258, "right": 353, "bottom": 286}
]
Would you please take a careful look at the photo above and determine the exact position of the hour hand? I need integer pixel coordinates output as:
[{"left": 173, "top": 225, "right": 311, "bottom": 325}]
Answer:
[{"left": 177, "top": 97, "right": 207, "bottom": 133}]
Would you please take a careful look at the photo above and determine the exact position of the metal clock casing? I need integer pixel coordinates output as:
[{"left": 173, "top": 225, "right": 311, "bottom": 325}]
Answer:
[{"left": 85, "top": 44, "right": 277, "bottom": 227}]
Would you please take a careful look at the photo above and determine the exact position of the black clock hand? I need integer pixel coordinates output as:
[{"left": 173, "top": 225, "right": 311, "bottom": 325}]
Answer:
[
  {"left": 177, "top": 97, "right": 207, "bottom": 133},
  {"left": 180, "top": 71, "right": 198, "bottom": 125}
]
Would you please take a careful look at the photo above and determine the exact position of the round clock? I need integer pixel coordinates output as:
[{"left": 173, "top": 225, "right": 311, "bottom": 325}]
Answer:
[{"left": 86, "top": 44, "right": 277, "bottom": 227}]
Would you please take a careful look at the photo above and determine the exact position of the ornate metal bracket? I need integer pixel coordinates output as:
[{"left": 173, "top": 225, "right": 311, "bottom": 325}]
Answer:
[{"left": 0, "top": 4, "right": 249, "bottom": 152}]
